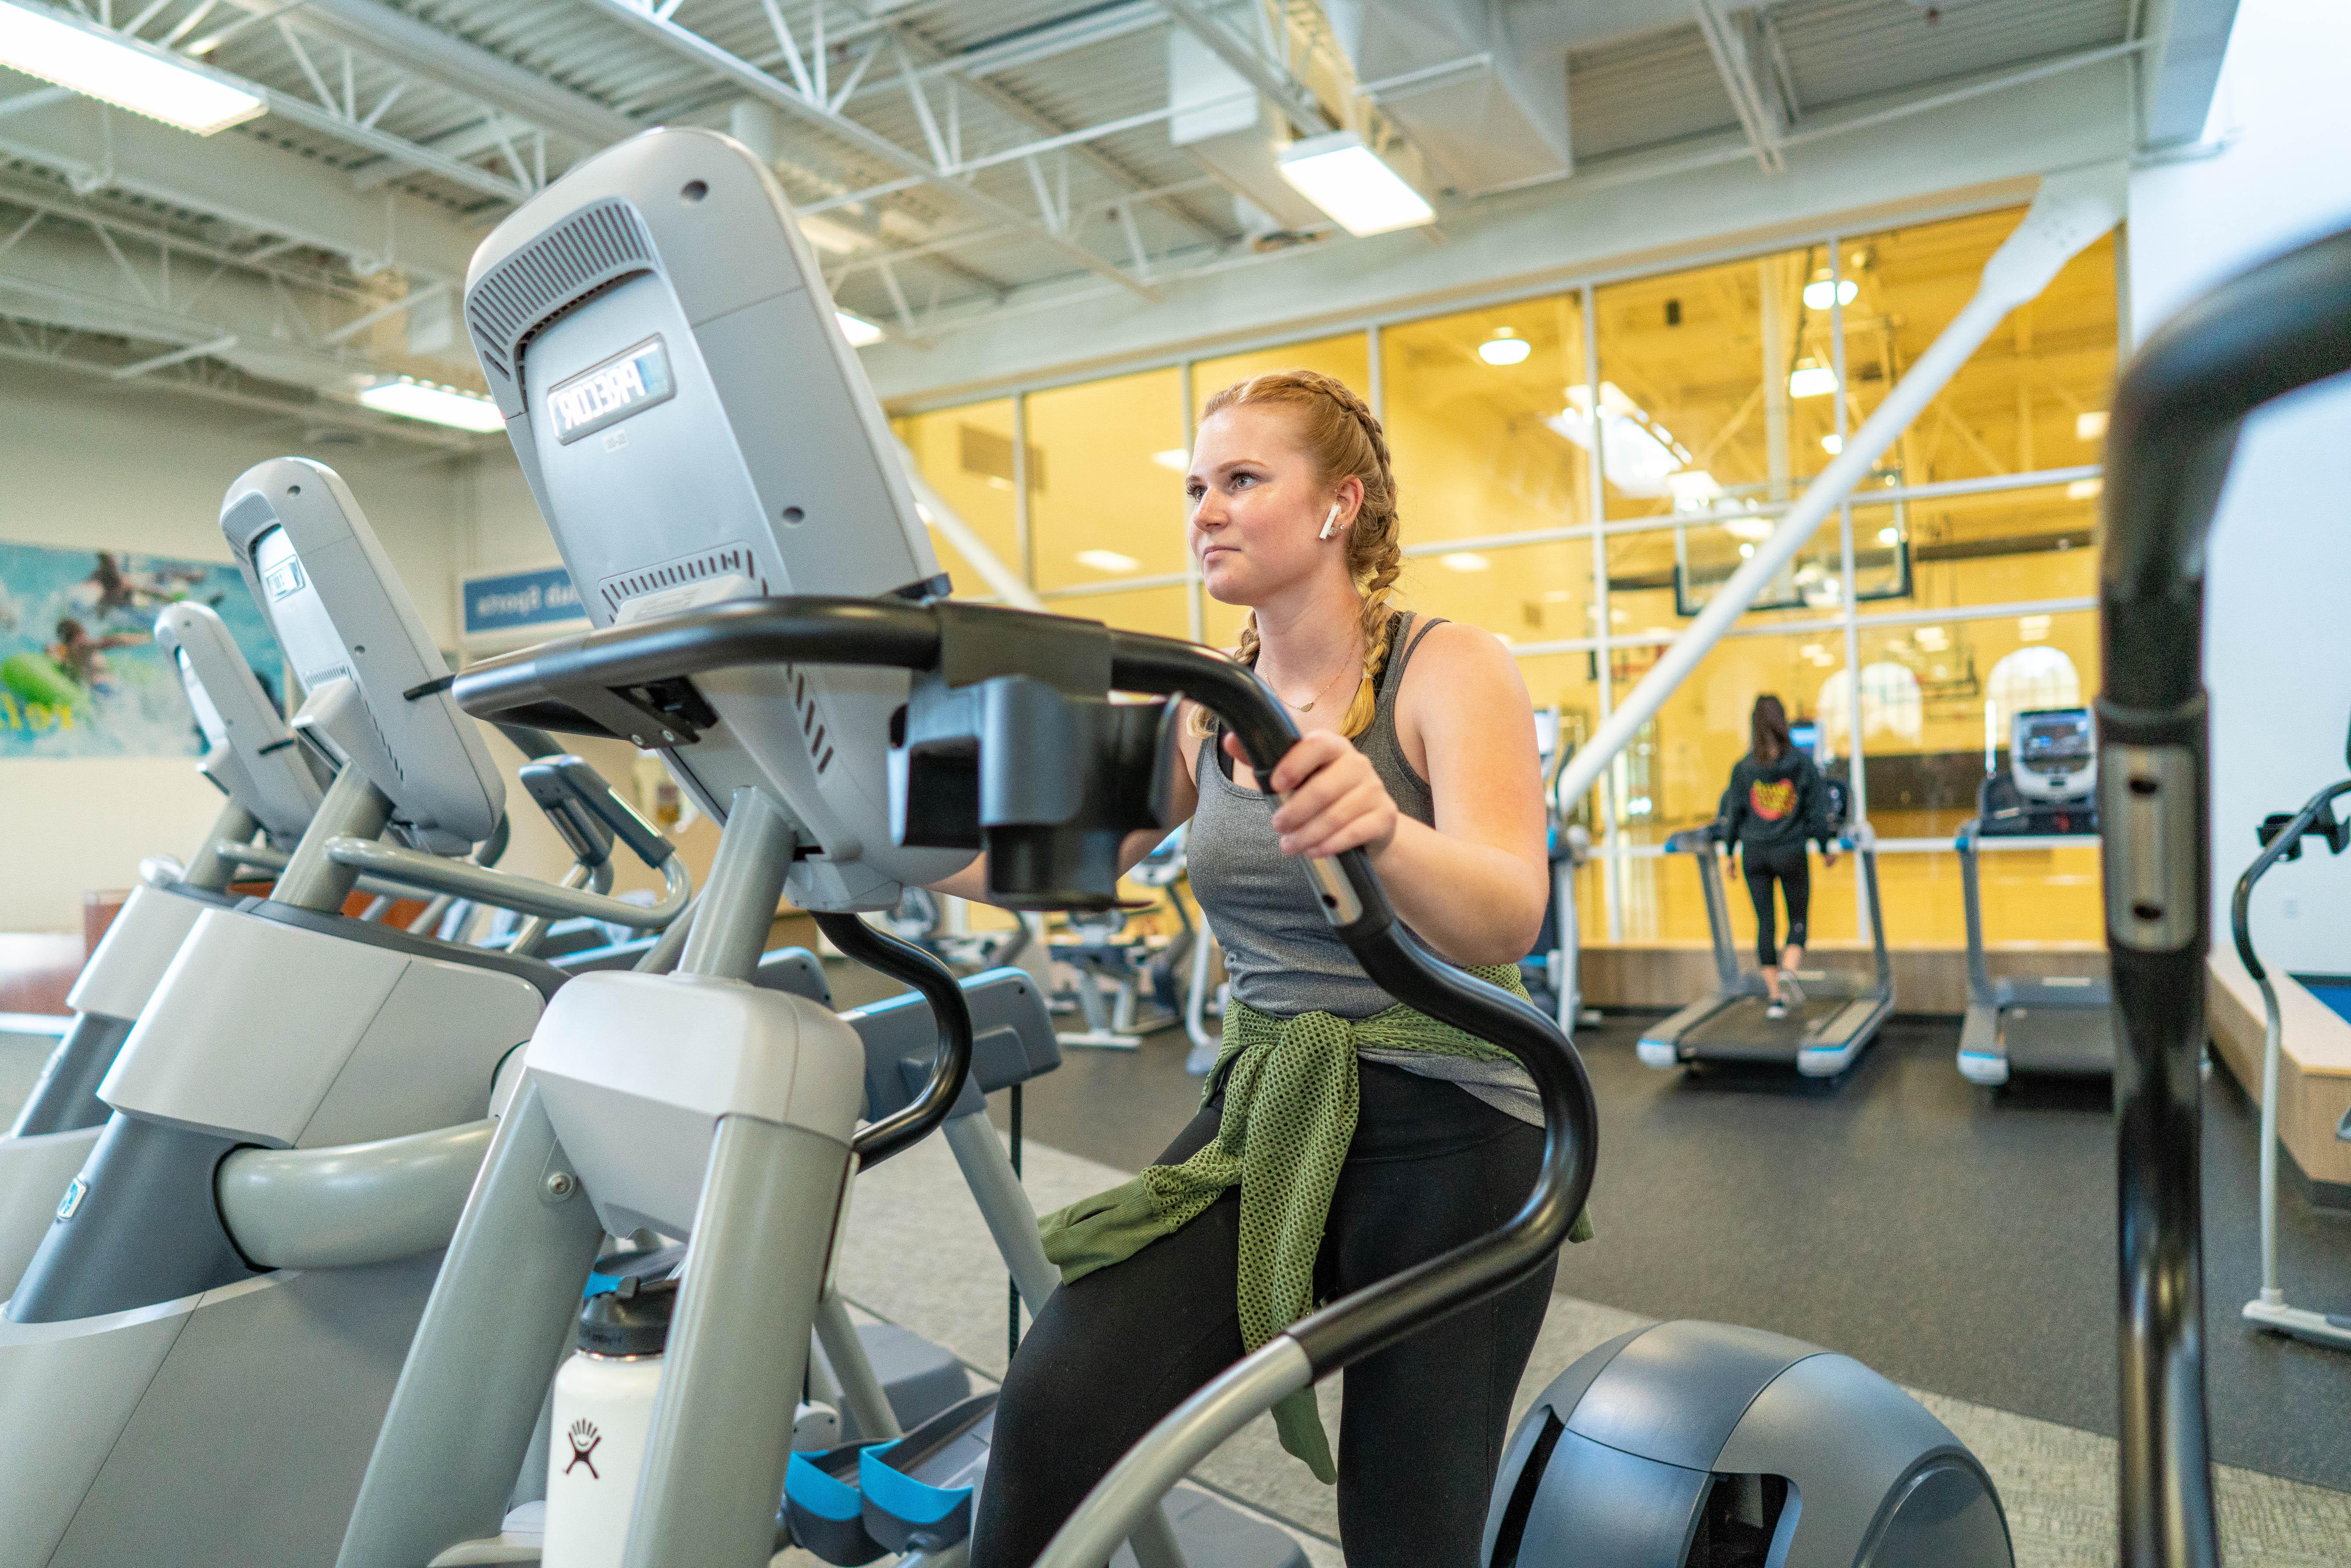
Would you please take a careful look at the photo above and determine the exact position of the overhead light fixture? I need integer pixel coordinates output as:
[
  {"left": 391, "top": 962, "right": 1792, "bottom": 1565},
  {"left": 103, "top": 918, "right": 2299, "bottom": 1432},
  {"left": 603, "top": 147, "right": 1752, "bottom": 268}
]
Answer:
[
  {"left": 1479, "top": 331, "right": 1531, "bottom": 366},
  {"left": 836, "top": 311, "right": 884, "bottom": 347},
  {"left": 1150, "top": 448, "right": 1189, "bottom": 472},
  {"left": 2076, "top": 410, "right": 2108, "bottom": 440},
  {"left": 1667, "top": 470, "right": 1723, "bottom": 511},
  {"left": 1075, "top": 548, "right": 1140, "bottom": 574},
  {"left": 1819, "top": 433, "right": 1843, "bottom": 455},
  {"left": 1802, "top": 277, "right": 1859, "bottom": 310},
  {"left": 357, "top": 376, "right": 504, "bottom": 433},
  {"left": 798, "top": 215, "right": 870, "bottom": 255},
  {"left": 1440, "top": 552, "right": 1491, "bottom": 573},
  {"left": 2066, "top": 478, "right": 2102, "bottom": 501},
  {"left": 1546, "top": 382, "right": 1695, "bottom": 499},
  {"left": 1723, "top": 516, "right": 1774, "bottom": 543},
  {"left": 1738, "top": 543, "right": 1755, "bottom": 559},
  {"left": 2019, "top": 614, "right": 2052, "bottom": 642},
  {"left": 1789, "top": 360, "right": 1837, "bottom": 399},
  {"left": 1877, "top": 525, "right": 1900, "bottom": 545},
  {"left": 1277, "top": 130, "right": 1434, "bottom": 237},
  {"left": 0, "top": 0, "right": 264, "bottom": 135}
]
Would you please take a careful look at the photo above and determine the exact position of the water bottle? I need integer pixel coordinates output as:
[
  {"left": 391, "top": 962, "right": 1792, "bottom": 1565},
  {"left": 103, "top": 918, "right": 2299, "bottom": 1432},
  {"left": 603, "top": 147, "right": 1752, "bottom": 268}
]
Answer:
[{"left": 543, "top": 1275, "right": 676, "bottom": 1568}]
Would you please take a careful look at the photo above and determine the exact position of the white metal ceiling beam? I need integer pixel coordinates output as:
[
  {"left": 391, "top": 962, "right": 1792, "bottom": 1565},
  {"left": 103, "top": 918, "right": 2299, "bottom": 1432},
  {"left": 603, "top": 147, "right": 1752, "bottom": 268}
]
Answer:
[
  {"left": 2139, "top": 0, "right": 2240, "bottom": 148},
  {"left": 841, "top": 1, "right": 1166, "bottom": 105},
  {"left": 0, "top": 94, "right": 479, "bottom": 281},
  {"left": 1155, "top": 0, "right": 1327, "bottom": 140},
  {"left": 576, "top": 0, "right": 1162, "bottom": 302},
  {"left": 1691, "top": 0, "right": 1786, "bottom": 174}
]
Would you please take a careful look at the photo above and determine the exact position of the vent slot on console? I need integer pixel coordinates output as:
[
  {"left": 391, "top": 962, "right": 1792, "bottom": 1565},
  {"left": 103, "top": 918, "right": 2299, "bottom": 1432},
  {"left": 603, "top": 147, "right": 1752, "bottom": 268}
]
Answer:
[
  {"left": 467, "top": 199, "right": 656, "bottom": 384},
  {"left": 596, "top": 544, "right": 768, "bottom": 617}
]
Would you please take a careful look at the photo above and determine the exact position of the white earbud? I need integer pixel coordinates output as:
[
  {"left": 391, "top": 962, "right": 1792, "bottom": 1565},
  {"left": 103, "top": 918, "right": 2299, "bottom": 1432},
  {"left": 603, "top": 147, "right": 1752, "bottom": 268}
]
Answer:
[{"left": 1319, "top": 502, "right": 1341, "bottom": 541}]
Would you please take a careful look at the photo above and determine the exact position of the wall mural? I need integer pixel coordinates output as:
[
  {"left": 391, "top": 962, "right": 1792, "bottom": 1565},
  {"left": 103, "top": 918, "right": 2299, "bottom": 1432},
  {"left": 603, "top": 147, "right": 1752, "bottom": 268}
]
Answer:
[{"left": 0, "top": 542, "right": 278, "bottom": 759}]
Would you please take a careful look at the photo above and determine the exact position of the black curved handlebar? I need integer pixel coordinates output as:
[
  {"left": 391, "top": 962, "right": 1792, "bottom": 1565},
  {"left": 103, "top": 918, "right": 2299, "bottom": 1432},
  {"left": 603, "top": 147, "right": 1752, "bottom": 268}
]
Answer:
[
  {"left": 454, "top": 597, "right": 1599, "bottom": 1380},
  {"left": 2230, "top": 780, "right": 2351, "bottom": 982},
  {"left": 2099, "top": 222, "right": 2351, "bottom": 1568},
  {"left": 816, "top": 912, "right": 974, "bottom": 1169}
]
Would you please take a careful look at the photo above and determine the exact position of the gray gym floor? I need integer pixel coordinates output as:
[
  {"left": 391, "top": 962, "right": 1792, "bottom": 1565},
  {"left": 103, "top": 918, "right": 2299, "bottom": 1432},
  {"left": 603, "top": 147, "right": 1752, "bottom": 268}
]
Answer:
[{"left": 964, "top": 1006, "right": 2351, "bottom": 1499}]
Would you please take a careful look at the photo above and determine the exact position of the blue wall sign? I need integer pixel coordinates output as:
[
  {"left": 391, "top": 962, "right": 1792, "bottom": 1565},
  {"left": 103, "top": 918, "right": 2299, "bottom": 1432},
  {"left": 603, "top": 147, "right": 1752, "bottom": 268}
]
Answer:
[{"left": 464, "top": 565, "right": 586, "bottom": 638}]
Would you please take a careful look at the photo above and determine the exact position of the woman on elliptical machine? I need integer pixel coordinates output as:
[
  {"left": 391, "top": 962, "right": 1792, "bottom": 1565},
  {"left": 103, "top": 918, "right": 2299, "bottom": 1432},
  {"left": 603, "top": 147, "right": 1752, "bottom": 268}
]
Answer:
[
  {"left": 1720, "top": 695, "right": 1838, "bottom": 1020},
  {"left": 936, "top": 367, "right": 1579, "bottom": 1568}
]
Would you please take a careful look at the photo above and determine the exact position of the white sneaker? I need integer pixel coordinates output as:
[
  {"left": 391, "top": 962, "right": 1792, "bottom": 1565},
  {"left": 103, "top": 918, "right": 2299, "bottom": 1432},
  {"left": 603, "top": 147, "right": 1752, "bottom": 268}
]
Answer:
[
  {"left": 1765, "top": 1000, "right": 1788, "bottom": 1021},
  {"left": 1778, "top": 975, "right": 1805, "bottom": 1005}
]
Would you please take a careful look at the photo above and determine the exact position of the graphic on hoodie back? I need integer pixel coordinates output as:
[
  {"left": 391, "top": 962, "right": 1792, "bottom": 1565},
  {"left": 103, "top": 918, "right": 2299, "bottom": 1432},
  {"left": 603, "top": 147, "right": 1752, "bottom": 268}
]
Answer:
[{"left": 1749, "top": 777, "right": 1797, "bottom": 821}]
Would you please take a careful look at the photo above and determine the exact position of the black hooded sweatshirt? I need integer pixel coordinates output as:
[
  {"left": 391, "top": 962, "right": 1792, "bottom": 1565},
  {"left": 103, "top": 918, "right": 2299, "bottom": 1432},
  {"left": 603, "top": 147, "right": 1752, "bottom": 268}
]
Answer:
[{"left": 1719, "top": 750, "right": 1833, "bottom": 854}]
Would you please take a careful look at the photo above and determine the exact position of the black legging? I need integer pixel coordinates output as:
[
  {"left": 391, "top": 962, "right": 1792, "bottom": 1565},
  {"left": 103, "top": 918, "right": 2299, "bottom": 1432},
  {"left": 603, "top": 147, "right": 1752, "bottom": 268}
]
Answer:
[
  {"left": 970, "top": 1063, "right": 1555, "bottom": 1568},
  {"left": 1742, "top": 843, "right": 1810, "bottom": 968}
]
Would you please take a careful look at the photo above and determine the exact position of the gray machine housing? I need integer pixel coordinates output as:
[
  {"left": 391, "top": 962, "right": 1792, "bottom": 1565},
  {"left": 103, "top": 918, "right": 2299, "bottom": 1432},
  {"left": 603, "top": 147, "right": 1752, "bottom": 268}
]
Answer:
[
  {"left": 153, "top": 600, "right": 327, "bottom": 843},
  {"left": 461, "top": 126, "right": 972, "bottom": 910},
  {"left": 1485, "top": 1320, "right": 2012, "bottom": 1568},
  {"left": 221, "top": 457, "right": 502, "bottom": 854}
]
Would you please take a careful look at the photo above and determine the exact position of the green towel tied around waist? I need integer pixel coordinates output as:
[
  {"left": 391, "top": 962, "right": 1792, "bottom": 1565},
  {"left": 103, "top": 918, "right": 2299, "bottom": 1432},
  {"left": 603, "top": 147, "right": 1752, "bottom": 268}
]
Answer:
[{"left": 1034, "top": 962, "right": 1594, "bottom": 1483}]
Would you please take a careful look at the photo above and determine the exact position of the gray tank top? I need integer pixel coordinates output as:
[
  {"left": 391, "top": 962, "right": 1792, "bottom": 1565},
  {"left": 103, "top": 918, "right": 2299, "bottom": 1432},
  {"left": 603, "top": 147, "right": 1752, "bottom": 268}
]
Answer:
[{"left": 1189, "top": 612, "right": 1540, "bottom": 1124}]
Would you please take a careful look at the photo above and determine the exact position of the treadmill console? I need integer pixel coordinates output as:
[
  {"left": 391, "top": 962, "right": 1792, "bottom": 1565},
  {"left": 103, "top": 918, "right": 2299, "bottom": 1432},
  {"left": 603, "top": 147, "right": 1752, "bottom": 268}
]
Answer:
[
  {"left": 1978, "top": 706, "right": 2097, "bottom": 835},
  {"left": 2012, "top": 707, "right": 2095, "bottom": 803}
]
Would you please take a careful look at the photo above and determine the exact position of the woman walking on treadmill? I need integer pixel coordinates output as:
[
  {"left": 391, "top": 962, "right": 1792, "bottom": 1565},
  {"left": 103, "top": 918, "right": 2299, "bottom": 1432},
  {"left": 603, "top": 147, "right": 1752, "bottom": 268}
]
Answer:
[
  {"left": 942, "top": 368, "right": 1583, "bottom": 1568},
  {"left": 1721, "top": 695, "right": 1837, "bottom": 1019}
]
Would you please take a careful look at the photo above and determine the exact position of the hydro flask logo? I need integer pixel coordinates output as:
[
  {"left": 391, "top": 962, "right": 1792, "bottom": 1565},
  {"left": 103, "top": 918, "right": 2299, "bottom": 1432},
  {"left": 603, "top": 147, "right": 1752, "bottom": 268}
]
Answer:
[
  {"left": 55, "top": 1178, "right": 86, "bottom": 1221},
  {"left": 565, "top": 1418, "right": 602, "bottom": 1478}
]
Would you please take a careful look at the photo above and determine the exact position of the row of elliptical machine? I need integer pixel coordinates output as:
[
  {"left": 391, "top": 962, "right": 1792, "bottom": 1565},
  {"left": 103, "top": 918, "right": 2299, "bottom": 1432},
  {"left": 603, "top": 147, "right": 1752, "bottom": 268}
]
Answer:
[
  {"left": 321, "top": 124, "right": 2017, "bottom": 1568},
  {"left": 0, "top": 598, "right": 334, "bottom": 1288},
  {"left": 0, "top": 457, "right": 712, "bottom": 1568}
]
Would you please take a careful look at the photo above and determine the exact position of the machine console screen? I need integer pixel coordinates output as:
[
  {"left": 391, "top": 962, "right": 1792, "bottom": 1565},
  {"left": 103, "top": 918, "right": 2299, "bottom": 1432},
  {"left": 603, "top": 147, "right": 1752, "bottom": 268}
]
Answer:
[
  {"left": 2017, "top": 710, "right": 2092, "bottom": 765},
  {"left": 252, "top": 525, "right": 349, "bottom": 691},
  {"left": 548, "top": 336, "right": 675, "bottom": 445},
  {"left": 174, "top": 647, "right": 231, "bottom": 749}
]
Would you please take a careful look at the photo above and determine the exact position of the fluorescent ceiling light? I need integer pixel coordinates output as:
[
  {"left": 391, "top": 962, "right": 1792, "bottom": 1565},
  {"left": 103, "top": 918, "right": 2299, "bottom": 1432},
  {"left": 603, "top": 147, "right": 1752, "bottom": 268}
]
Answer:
[
  {"left": 2066, "top": 478, "right": 2102, "bottom": 501},
  {"left": 1819, "top": 433, "right": 1843, "bottom": 455},
  {"left": 1723, "top": 516, "right": 1774, "bottom": 543},
  {"left": 2076, "top": 410, "right": 2108, "bottom": 440},
  {"left": 357, "top": 377, "right": 504, "bottom": 433},
  {"left": 1802, "top": 277, "right": 1859, "bottom": 310},
  {"left": 1277, "top": 131, "right": 1433, "bottom": 237},
  {"left": 1666, "top": 470, "right": 1721, "bottom": 511},
  {"left": 1545, "top": 382, "right": 1694, "bottom": 499},
  {"left": 798, "top": 215, "right": 869, "bottom": 255},
  {"left": 0, "top": 1, "right": 264, "bottom": 135},
  {"left": 1440, "top": 552, "right": 1490, "bottom": 573},
  {"left": 1075, "top": 548, "right": 1140, "bottom": 574},
  {"left": 836, "top": 311, "right": 884, "bottom": 347},
  {"left": 2019, "top": 615, "right": 2052, "bottom": 642},
  {"left": 1150, "top": 448, "right": 1189, "bottom": 472},
  {"left": 1738, "top": 542, "right": 1755, "bottom": 558},
  {"left": 1478, "top": 334, "right": 1531, "bottom": 366},
  {"left": 1876, "top": 525, "right": 1900, "bottom": 545},
  {"left": 1788, "top": 361, "right": 1836, "bottom": 399}
]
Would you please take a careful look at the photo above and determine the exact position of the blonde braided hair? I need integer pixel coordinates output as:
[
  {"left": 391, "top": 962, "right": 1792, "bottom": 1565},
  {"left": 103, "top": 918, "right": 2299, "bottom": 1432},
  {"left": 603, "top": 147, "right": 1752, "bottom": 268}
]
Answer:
[{"left": 1195, "top": 369, "right": 1405, "bottom": 740}]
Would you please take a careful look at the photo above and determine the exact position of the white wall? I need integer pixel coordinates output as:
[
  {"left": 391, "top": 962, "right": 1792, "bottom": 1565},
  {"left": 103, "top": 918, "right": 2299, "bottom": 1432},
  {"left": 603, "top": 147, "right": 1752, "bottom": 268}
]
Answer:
[
  {"left": 2126, "top": 0, "right": 2351, "bottom": 971},
  {"left": 0, "top": 364, "right": 466, "bottom": 931}
]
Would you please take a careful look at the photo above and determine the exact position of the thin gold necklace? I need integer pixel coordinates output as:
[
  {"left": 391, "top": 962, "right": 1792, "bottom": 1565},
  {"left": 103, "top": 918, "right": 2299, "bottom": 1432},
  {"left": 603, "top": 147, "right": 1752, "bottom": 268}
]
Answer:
[{"left": 1271, "top": 642, "right": 1362, "bottom": 713}]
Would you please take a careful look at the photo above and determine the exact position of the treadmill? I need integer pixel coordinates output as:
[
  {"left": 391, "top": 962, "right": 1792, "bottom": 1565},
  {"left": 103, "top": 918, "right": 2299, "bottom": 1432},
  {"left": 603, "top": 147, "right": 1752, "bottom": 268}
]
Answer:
[
  {"left": 1637, "top": 782, "right": 1894, "bottom": 1077},
  {"left": 1954, "top": 706, "right": 2111, "bottom": 1086}
]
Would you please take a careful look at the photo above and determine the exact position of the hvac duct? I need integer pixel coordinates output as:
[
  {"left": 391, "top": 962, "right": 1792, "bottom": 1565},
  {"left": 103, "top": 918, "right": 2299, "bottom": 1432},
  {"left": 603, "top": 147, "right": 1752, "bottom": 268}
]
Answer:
[
  {"left": 1168, "top": 19, "right": 1328, "bottom": 237},
  {"left": 1322, "top": 0, "right": 1572, "bottom": 192}
]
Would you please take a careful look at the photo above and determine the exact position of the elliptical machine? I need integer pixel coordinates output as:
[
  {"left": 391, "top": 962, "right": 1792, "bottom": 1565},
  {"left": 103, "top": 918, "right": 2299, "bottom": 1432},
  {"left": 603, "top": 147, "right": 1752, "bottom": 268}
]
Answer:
[{"left": 2231, "top": 747, "right": 2351, "bottom": 1351}]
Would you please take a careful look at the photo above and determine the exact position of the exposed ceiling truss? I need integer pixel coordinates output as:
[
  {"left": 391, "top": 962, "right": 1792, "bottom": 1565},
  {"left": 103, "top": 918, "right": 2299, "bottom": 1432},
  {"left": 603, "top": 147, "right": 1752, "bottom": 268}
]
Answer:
[{"left": 0, "top": 0, "right": 2202, "bottom": 439}]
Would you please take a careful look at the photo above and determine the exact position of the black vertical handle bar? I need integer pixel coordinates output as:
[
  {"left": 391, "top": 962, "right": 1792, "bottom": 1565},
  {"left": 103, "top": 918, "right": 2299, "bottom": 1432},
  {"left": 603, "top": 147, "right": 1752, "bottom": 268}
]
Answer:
[
  {"left": 2099, "top": 222, "right": 2351, "bottom": 1568},
  {"left": 450, "top": 596, "right": 1600, "bottom": 1370},
  {"left": 818, "top": 912, "right": 974, "bottom": 1169},
  {"left": 2229, "top": 780, "right": 2351, "bottom": 981}
]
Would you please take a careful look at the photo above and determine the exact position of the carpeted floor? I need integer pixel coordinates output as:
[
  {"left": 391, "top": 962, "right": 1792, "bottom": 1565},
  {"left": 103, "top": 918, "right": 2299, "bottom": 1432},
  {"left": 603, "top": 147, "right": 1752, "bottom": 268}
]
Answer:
[
  {"left": 984, "top": 1008, "right": 2351, "bottom": 1498},
  {"left": 830, "top": 1121, "right": 2351, "bottom": 1568}
]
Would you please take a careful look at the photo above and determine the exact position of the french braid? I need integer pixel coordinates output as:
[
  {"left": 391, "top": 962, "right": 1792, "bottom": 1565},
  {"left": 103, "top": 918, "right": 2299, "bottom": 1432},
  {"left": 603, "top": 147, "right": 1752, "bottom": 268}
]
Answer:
[{"left": 1196, "top": 369, "right": 1405, "bottom": 740}]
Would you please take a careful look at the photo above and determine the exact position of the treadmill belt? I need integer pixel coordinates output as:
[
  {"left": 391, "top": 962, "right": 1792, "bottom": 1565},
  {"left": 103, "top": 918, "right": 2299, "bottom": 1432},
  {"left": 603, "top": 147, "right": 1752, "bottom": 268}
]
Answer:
[
  {"left": 2001, "top": 1005, "right": 2114, "bottom": 1077},
  {"left": 1679, "top": 996, "right": 1849, "bottom": 1060}
]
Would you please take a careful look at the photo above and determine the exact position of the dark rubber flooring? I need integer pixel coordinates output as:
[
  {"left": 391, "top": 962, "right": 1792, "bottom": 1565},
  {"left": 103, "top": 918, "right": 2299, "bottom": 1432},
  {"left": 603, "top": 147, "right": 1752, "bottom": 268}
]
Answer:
[{"left": 974, "top": 1005, "right": 2351, "bottom": 1494}]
